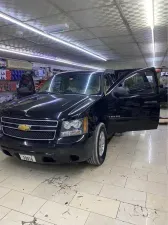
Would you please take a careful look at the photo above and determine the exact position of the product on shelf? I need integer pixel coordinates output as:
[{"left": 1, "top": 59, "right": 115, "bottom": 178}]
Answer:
[
  {"left": 6, "top": 70, "right": 11, "bottom": 80},
  {"left": 0, "top": 69, "right": 6, "bottom": 80}
]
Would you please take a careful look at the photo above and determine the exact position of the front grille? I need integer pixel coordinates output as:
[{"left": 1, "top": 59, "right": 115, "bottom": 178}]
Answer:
[{"left": 1, "top": 117, "right": 57, "bottom": 140}]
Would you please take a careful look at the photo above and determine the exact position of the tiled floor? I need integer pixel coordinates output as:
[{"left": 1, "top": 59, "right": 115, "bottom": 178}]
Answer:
[{"left": 0, "top": 125, "right": 167, "bottom": 225}]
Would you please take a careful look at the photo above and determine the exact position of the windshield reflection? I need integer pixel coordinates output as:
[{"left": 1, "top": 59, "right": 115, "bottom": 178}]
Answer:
[{"left": 39, "top": 72, "right": 101, "bottom": 95}]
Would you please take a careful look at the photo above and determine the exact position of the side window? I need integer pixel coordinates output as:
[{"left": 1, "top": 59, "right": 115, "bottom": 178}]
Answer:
[
  {"left": 104, "top": 75, "right": 112, "bottom": 94},
  {"left": 114, "top": 70, "right": 156, "bottom": 97}
]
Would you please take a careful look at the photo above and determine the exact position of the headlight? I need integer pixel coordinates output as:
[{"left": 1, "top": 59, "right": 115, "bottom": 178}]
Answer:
[
  {"left": 63, "top": 120, "right": 82, "bottom": 129},
  {"left": 60, "top": 118, "right": 88, "bottom": 137},
  {"left": 63, "top": 121, "right": 72, "bottom": 130}
]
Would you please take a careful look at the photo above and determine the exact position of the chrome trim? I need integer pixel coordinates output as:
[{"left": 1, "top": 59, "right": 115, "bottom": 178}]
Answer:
[
  {"left": 1, "top": 117, "right": 58, "bottom": 127},
  {"left": 1, "top": 121, "right": 57, "bottom": 128},
  {"left": 2, "top": 125, "right": 56, "bottom": 132},
  {"left": 2, "top": 127, "right": 56, "bottom": 141}
]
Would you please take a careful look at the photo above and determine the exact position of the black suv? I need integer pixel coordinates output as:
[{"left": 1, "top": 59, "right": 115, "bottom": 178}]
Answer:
[{"left": 0, "top": 68, "right": 160, "bottom": 166}]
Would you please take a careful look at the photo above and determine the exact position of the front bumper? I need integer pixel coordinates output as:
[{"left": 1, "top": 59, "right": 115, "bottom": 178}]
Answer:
[{"left": 0, "top": 134, "right": 94, "bottom": 164}]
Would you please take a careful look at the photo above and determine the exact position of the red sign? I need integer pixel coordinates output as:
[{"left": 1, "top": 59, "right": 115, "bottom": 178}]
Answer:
[{"left": 0, "top": 81, "right": 17, "bottom": 92}]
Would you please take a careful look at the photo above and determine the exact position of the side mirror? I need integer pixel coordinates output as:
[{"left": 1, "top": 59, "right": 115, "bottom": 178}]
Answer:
[{"left": 113, "top": 87, "right": 129, "bottom": 97}]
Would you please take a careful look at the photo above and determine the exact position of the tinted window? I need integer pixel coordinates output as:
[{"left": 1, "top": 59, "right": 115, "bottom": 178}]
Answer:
[
  {"left": 114, "top": 70, "right": 156, "bottom": 97},
  {"left": 39, "top": 72, "right": 101, "bottom": 95},
  {"left": 123, "top": 71, "right": 156, "bottom": 94},
  {"left": 104, "top": 75, "right": 111, "bottom": 93}
]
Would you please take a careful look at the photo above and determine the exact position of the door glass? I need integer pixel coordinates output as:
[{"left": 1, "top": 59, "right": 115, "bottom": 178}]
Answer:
[
  {"left": 114, "top": 70, "right": 156, "bottom": 97},
  {"left": 104, "top": 75, "right": 111, "bottom": 94}
]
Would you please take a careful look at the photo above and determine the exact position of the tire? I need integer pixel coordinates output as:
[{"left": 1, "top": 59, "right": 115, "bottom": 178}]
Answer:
[{"left": 87, "top": 123, "right": 107, "bottom": 166}]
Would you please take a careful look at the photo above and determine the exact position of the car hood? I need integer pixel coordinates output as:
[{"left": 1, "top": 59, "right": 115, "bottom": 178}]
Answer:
[{"left": 2, "top": 93, "right": 100, "bottom": 119}]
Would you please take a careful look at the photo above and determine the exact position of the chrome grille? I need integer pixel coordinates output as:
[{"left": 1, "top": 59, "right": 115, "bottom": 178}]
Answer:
[
  {"left": 1, "top": 117, "right": 57, "bottom": 140},
  {"left": 2, "top": 117, "right": 58, "bottom": 127}
]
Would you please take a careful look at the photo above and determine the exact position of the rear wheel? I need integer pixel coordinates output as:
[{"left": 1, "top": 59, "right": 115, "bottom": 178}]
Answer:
[{"left": 87, "top": 123, "right": 107, "bottom": 166}]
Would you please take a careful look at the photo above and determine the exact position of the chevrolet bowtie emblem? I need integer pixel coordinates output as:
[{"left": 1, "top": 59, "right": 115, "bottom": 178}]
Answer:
[{"left": 18, "top": 124, "right": 31, "bottom": 131}]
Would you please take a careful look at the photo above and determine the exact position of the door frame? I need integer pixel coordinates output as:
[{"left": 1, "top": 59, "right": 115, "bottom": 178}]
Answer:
[
  {"left": 107, "top": 67, "right": 159, "bottom": 96},
  {"left": 105, "top": 67, "right": 160, "bottom": 133}
]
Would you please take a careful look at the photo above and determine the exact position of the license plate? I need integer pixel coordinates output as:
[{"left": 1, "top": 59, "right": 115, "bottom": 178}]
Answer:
[{"left": 19, "top": 154, "right": 36, "bottom": 162}]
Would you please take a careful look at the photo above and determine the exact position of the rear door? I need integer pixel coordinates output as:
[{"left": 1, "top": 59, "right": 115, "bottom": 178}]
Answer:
[{"left": 106, "top": 68, "right": 160, "bottom": 133}]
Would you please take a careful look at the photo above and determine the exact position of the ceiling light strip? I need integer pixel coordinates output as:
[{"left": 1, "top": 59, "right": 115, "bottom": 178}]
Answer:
[
  {"left": 151, "top": 0, "right": 155, "bottom": 67},
  {"left": 145, "top": 0, "right": 155, "bottom": 66},
  {"left": 0, "top": 12, "right": 107, "bottom": 61},
  {"left": 151, "top": 29, "right": 155, "bottom": 67},
  {"left": 0, "top": 47, "right": 102, "bottom": 70}
]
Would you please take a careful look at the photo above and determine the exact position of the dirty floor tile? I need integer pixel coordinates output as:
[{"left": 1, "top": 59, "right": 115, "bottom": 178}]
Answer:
[
  {"left": 0, "top": 206, "right": 11, "bottom": 220},
  {"left": 84, "top": 170, "right": 127, "bottom": 187},
  {"left": 32, "top": 178, "right": 103, "bottom": 205},
  {"left": 148, "top": 172, "right": 168, "bottom": 184},
  {"left": 0, "top": 186, "right": 10, "bottom": 198},
  {"left": 85, "top": 213, "right": 133, "bottom": 225},
  {"left": 111, "top": 166, "right": 148, "bottom": 181},
  {"left": 0, "top": 190, "right": 46, "bottom": 216},
  {"left": 117, "top": 202, "right": 168, "bottom": 225},
  {"left": 0, "top": 210, "right": 54, "bottom": 225},
  {"left": 0, "top": 170, "right": 11, "bottom": 183},
  {"left": 31, "top": 182, "right": 76, "bottom": 205},
  {"left": 146, "top": 193, "right": 168, "bottom": 212},
  {"left": 35, "top": 200, "right": 89, "bottom": 225},
  {"left": 131, "top": 161, "right": 167, "bottom": 174},
  {"left": 126, "top": 178, "right": 167, "bottom": 196},
  {"left": 0, "top": 176, "right": 44, "bottom": 194},
  {"left": 100, "top": 184, "right": 146, "bottom": 207},
  {"left": 70, "top": 192, "right": 120, "bottom": 218}
]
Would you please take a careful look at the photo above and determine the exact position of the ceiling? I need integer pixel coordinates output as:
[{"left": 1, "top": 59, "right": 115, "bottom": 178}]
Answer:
[{"left": 0, "top": 0, "right": 167, "bottom": 69}]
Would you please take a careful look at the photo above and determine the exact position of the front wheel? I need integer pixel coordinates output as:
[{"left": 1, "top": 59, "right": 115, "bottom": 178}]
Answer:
[{"left": 87, "top": 123, "right": 107, "bottom": 166}]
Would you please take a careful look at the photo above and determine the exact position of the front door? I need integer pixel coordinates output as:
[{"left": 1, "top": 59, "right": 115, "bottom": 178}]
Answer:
[{"left": 106, "top": 68, "right": 160, "bottom": 133}]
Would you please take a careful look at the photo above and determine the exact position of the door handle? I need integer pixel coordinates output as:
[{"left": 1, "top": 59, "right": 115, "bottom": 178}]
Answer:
[{"left": 119, "top": 95, "right": 140, "bottom": 100}]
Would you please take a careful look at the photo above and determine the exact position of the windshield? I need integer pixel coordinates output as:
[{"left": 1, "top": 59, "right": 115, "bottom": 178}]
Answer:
[{"left": 39, "top": 72, "right": 101, "bottom": 95}]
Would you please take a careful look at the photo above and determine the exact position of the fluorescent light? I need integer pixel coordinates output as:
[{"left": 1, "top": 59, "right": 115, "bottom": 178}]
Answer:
[
  {"left": 145, "top": 0, "right": 154, "bottom": 28},
  {"left": 151, "top": 30, "right": 155, "bottom": 67},
  {"left": 0, "top": 12, "right": 107, "bottom": 61},
  {"left": 145, "top": 0, "right": 155, "bottom": 66},
  {"left": 0, "top": 47, "right": 102, "bottom": 70}
]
